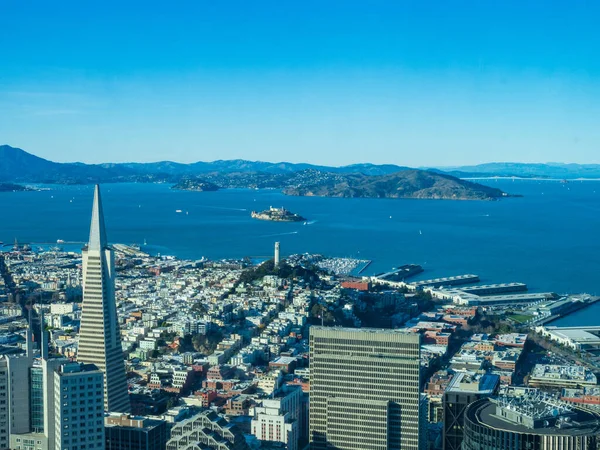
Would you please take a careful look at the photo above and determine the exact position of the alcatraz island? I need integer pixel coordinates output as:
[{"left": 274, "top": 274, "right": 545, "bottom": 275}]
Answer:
[{"left": 251, "top": 206, "right": 306, "bottom": 222}]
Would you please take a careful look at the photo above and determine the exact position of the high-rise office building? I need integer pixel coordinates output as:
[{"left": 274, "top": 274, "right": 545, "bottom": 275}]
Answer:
[
  {"left": 6, "top": 315, "right": 106, "bottom": 450},
  {"left": 442, "top": 373, "right": 499, "bottom": 450},
  {"left": 105, "top": 413, "right": 168, "bottom": 450},
  {"left": 53, "top": 362, "right": 105, "bottom": 450},
  {"left": 77, "top": 185, "right": 130, "bottom": 413},
  {"left": 309, "top": 326, "right": 423, "bottom": 450}
]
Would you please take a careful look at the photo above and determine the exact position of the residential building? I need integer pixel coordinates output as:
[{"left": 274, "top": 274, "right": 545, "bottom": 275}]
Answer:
[
  {"left": 166, "top": 409, "right": 249, "bottom": 450},
  {"left": 251, "top": 385, "right": 302, "bottom": 450}
]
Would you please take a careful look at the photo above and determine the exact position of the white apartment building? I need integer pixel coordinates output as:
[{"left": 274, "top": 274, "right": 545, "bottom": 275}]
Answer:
[{"left": 251, "top": 385, "right": 302, "bottom": 450}]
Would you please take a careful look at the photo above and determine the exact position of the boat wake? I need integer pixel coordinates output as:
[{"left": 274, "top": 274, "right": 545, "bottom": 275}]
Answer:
[
  {"left": 196, "top": 205, "right": 248, "bottom": 212},
  {"left": 258, "top": 231, "right": 299, "bottom": 238}
]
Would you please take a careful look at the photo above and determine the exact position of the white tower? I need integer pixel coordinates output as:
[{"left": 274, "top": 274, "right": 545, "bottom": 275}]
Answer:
[
  {"left": 274, "top": 242, "right": 280, "bottom": 266},
  {"left": 77, "top": 185, "right": 130, "bottom": 412}
]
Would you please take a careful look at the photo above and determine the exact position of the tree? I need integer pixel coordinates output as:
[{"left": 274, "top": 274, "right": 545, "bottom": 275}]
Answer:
[{"left": 192, "top": 329, "right": 224, "bottom": 355}]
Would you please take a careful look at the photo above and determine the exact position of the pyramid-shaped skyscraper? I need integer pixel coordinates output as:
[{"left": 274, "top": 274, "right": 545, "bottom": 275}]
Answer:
[{"left": 77, "top": 185, "right": 130, "bottom": 412}]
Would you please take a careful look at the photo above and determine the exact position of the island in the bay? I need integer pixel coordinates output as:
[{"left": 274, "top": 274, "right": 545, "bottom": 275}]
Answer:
[
  {"left": 0, "top": 183, "right": 34, "bottom": 192},
  {"left": 171, "top": 179, "right": 219, "bottom": 192},
  {"left": 251, "top": 206, "right": 306, "bottom": 222}
]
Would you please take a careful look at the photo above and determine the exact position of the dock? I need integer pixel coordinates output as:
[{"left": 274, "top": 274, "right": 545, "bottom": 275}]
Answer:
[
  {"left": 461, "top": 282, "right": 527, "bottom": 296},
  {"left": 376, "top": 264, "right": 423, "bottom": 281},
  {"left": 409, "top": 274, "right": 479, "bottom": 289},
  {"left": 112, "top": 244, "right": 149, "bottom": 257},
  {"left": 356, "top": 260, "right": 373, "bottom": 275}
]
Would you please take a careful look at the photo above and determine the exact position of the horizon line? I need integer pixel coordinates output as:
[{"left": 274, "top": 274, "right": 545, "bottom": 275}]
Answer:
[{"left": 2, "top": 144, "right": 599, "bottom": 168}]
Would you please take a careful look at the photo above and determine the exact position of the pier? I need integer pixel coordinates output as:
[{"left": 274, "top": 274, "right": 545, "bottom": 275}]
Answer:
[
  {"left": 376, "top": 264, "right": 423, "bottom": 281},
  {"left": 409, "top": 274, "right": 479, "bottom": 289},
  {"left": 461, "top": 282, "right": 527, "bottom": 296}
]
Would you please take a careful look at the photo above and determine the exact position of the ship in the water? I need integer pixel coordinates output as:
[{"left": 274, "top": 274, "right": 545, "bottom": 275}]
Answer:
[{"left": 251, "top": 206, "right": 306, "bottom": 222}]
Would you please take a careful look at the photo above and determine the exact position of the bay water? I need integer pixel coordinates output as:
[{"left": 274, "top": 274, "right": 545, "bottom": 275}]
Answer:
[{"left": 1, "top": 180, "right": 599, "bottom": 320}]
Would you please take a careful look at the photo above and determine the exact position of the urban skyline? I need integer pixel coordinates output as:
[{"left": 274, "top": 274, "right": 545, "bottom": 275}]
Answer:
[
  {"left": 0, "top": 181, "right": 600, "bottom": 450},
  {"left": 1, "top": 2, "right": 599, "bottom": 449}
]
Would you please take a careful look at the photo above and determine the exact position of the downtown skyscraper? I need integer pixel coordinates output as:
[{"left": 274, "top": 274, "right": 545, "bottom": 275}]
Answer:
[
  {"left": 77, "top": 185, "right": 130, "bottom": 413},
  {"left": 309, "top": 326, "right": 424, "bottom": 450}
]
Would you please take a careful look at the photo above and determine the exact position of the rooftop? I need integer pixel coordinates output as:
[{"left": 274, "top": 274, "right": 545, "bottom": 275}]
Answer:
[
  {"left": 531, "top": 365, "right": 597, "bottom": 383},
  {"left": 446, "top": 372, "right": 500, "bottom": 394},
  {"left": 467, "top": 397, "right": 600, "bottom": 436}
]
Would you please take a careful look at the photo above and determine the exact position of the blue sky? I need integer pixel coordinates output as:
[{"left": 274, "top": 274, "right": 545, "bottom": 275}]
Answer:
[{"left": 1, "top": 1, "right": 599, "bottom": 166}]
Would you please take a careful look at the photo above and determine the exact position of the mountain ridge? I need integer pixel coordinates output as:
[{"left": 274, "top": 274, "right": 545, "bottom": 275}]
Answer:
[
  {"left": 3, "top": 145, "right": 598, "bottom": 180},
  {"left": 0, "top": 145, "right": 511, "bottom": 200}
]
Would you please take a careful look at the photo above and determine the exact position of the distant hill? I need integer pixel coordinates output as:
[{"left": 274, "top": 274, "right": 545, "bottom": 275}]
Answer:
[
  {"left": 431, "top": 162, "right": 600, "bottom": 179},
  {"left": 283, "top": 170, "right": 508, "bottom": 200},
  {"left": 0, "top": 144, "right": 511, "bottom": 200},
  {"left": 112, "top": 159, "right": 408, "bottom": 176},
  {"left": 0, "top": 145, "right": 138, "bottom": 183},
  {"left": 1, "top": 144, "right": 408, "bottom": 181}
]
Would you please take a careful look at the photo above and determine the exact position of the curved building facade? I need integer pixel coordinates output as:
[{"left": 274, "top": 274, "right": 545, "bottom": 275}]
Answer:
[{"left": 463, "top": 397, "right": 600, "bottom": 450}]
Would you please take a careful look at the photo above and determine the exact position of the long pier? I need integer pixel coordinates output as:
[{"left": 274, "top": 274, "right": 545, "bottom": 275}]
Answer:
[
  {"left": 376, "top": 264, "right": 423, "bottom": 281},
  {"left": 409, "top": 274, "right": 480, "bottom": 289}
]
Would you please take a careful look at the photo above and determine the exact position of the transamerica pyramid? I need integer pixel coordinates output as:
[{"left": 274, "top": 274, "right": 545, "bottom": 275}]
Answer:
[{"left": 77, "top": 185, "right": 130, "bottom": 412}]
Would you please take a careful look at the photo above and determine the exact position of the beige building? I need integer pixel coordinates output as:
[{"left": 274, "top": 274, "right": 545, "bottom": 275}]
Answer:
[
  {"left": 309, "top": 326, "right": 424, "bottom": 450},
  {"left": 251, "top": 385, "right": 302, "bottom": 450}
]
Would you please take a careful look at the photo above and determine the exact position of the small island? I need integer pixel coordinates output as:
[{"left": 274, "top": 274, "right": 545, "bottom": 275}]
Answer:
[
  {"left": 251, "top": 206, "right": 306, "bottom": 222},
  {"left": 0, "top": 183, "right": 34, "bottom": 192},
  {"left": 171, "top": 179, "right": 220, "bottom": 192}
]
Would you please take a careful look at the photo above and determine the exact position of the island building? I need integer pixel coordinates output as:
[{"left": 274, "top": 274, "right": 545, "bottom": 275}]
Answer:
[
  {"left": 251, "top": 206, "right": 305, "bottom": 222},
  {"left": 309, "top": 326, "right": 424, "bottom": 450},
  {"left": 462, "top": 394, "right": 600, "bottom": 450},
  {"left": 274, "top": 241, "right": 280, "bottom": 267},
  {"left": 442, "top": 373, "right": 500, "bottom": 450},
  {"left": 77, "top": 185, "right": 131, "bottom": 413}
]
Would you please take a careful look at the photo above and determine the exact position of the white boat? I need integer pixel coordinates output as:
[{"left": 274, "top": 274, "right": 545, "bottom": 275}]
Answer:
[
  {"left": 175, "top": 209, "right": 182, "bottom": 213},
  {"left": 57, "top": 239, "right": 65, "bottom": 244}
]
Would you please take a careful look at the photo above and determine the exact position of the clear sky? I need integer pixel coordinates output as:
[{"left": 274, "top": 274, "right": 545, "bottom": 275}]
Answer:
[{"left": 1, "top": 1, "right": 599, "bottom": 166}]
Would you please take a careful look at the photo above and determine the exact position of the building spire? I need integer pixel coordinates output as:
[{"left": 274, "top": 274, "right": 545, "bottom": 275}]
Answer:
[{"left": 88, "top": 184, "right": 108, "bottom": 251}]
